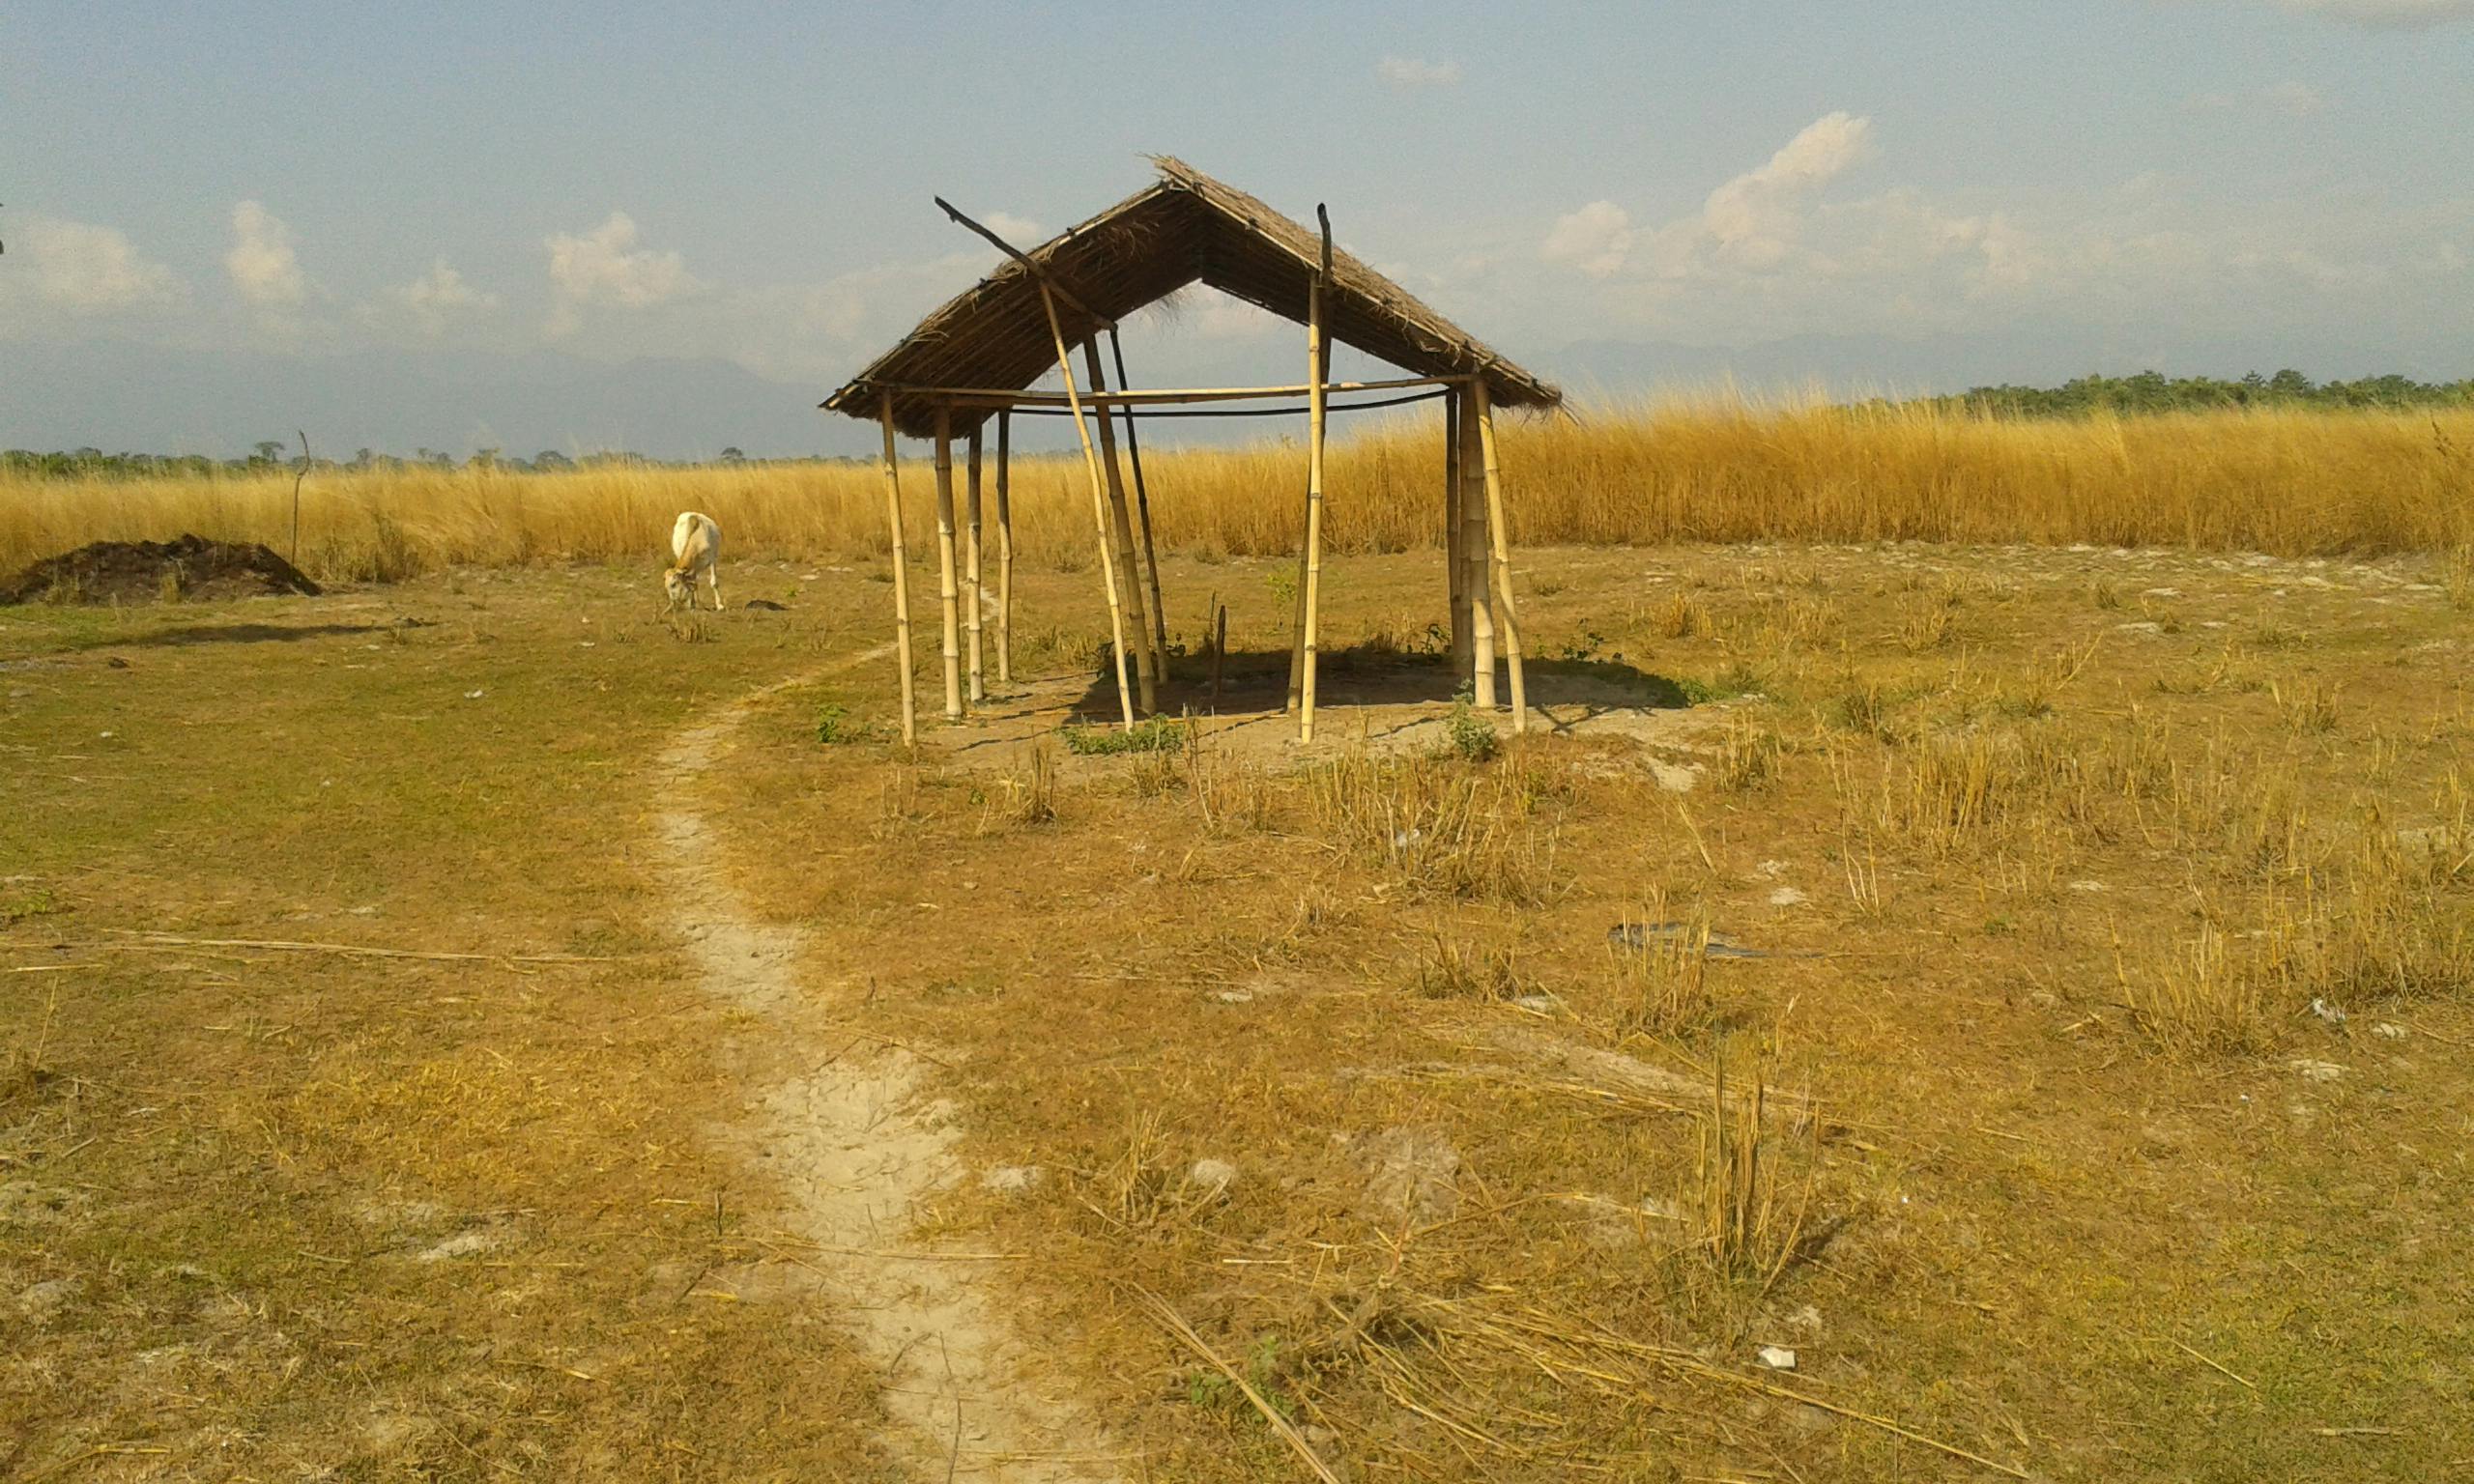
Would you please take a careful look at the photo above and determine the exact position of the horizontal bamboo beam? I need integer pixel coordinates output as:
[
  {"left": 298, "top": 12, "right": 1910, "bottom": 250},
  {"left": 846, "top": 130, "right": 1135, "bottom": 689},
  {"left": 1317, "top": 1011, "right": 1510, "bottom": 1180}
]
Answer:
[{"left": 863, "top": 374, "right": 1465, "bottom": 409}]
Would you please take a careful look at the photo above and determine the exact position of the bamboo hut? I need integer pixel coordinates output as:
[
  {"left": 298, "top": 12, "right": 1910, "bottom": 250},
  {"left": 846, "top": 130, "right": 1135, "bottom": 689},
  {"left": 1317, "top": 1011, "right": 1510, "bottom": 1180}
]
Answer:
[{"left": 821, "top": 157, "right": 1563, "bottom": 744}]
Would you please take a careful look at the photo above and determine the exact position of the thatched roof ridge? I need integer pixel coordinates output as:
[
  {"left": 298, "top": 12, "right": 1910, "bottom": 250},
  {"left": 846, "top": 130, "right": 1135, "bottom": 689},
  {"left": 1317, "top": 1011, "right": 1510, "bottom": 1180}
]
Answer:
[{"left": 823, "top": 157, "right": 1561, "bottom": 440}]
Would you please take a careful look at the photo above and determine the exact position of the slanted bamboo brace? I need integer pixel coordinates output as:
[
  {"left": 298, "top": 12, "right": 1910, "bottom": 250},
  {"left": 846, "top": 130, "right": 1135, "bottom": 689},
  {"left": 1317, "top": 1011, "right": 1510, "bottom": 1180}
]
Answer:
[
  {"left": 1462, "top": 390, "right": 1496, "bottom": 707},
  {"left": 1473, "top": 379, "right": 1527, "bottom": 731},
  {"left": 1444, "top": 388, "right": 1469, "bottom": 671},
  {"left": 1108, "top": 328, "right": 1169, "bottom": 660},
  {"left": 1298, "top": 272, "right": 1331, "bottom": 743},
  {"left": 876, "top": 391, "right": 917, "bottom": 745},
  {"left": 964, "top": 424, "right": 985, "bottom": 704},
  {"left": 1037, "top": 283, "right": 1136, "bottom": 727},
  {"left": 1082, "top": 339, "right": 1160, "bottom": 713},
  {"left": 931, "top": 408, "right": 964, "bottom": 721},
  {"left": 994, "top": 411, "right": 1014, "bottom": 685},
  {"left": 932, "top": 194, "right": 1114, "bottom": 330}
]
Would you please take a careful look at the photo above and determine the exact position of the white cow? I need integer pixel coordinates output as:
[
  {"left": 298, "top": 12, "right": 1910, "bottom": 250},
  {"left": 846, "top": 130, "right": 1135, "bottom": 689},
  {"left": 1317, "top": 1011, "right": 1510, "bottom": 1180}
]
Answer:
[{"left": 664, "top": 511, "right": 723, "bottom": 612}]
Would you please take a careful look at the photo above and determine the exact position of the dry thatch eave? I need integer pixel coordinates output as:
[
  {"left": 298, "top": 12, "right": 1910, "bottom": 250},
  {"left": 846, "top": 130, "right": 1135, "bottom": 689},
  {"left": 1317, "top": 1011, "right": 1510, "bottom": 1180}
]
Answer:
[{"left": 823, "top": 157, "right": 1562, "bottom": 440}]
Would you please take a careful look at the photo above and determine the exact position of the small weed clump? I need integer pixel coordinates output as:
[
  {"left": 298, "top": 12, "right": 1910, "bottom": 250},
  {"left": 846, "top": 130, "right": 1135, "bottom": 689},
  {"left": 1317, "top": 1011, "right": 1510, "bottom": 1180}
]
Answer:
[
  {"left": 1062, "top": 716, "right": 1190, "bottom": 756},
  {"left": 1613, "top": 911, "right": 1716, "bottom": 1038},
  {"left": 814, "top": 702, "right": 876, "bottom": 745},
  {"left": 1713, "top": 718, "right": 1784, "bottom": 792},
  {"left": 1416, "top": 936, "right": 1532, "bottom": 1001},
  {"left": 1439, "top": 691, "right": 1499, "bottom": 763}
]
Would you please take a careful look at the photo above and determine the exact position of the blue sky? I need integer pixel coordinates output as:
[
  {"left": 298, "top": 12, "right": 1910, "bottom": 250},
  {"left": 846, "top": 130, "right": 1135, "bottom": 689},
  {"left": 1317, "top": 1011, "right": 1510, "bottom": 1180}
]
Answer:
[{"left": 4, "top": 1, "right": 2470, "bottom": 456}]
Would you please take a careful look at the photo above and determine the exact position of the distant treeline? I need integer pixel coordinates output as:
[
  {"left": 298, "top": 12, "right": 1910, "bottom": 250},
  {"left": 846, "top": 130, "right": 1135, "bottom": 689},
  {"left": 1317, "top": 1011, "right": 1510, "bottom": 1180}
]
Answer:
[
  {"left": 9, "top": 370, "right": 2472, "bottom": 478},
  {"left": 1925, "top": 369, "right": 2474, "bottom": 417}
]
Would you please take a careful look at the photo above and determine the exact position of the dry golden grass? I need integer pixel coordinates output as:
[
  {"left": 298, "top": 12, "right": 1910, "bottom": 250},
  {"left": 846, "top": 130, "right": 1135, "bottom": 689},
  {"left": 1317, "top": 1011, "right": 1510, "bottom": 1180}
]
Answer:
[{"left": 9, "top": 397, "right": 2471, "bottom": 581}]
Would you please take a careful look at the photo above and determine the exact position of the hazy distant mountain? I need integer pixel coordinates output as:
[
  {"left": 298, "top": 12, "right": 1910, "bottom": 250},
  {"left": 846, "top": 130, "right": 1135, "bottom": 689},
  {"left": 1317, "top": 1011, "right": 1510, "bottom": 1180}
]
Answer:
[{"left": 2, "top": 340, "right": 854, "bottom": 463}]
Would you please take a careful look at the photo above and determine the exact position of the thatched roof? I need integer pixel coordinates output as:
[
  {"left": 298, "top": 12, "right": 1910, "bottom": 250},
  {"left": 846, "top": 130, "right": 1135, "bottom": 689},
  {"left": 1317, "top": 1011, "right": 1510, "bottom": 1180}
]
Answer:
[{"left": 823, "top": 157, "right": 1562, "bottom": 440}]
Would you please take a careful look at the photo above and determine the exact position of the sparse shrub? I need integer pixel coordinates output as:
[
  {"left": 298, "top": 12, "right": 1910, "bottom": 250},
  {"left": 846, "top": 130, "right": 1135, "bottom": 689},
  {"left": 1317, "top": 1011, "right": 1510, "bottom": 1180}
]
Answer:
[
  {"left": 993, "top": 746, "right": 1056, "bottom": 827},
  {"left": 1896, "top": 599, "right": 1953, "bottom": 652},
  {"left": 1307, "top": 752, "right": 1557, "bottom": 902},
  {"left": 2272, "top": 676, "right": 2341, "bottom": 733},
  {"left": 1657, "top": 593, "right": 1711, "bottom": 640},
  {"left": 1713, "top": 718, "right": 1784, "bottom": 792},
  {"left": 1614, "top": 908, "right": 1715, "bottom": 1038},
  {"left": 1439, "top": 691, "right": 1499, "bottom": 763},
  {"left": 2118, "top": 918, "right": 2282, "bottom": 1057},
  {"left": 814, "top": 703, "right": 875, "bottom": 745},
  {"left": 1062, "top": 716, "right": 1189, "bottom": 756},
  {"left": 2090, "top": 578, "right": 2121, "bottom": 610},
  {"left": 1687, "top": 1055, "right": 1814, "bottom": 1290},
  {"left": 1416, "top": 936, "right": 1531, "bottom": 1001}
]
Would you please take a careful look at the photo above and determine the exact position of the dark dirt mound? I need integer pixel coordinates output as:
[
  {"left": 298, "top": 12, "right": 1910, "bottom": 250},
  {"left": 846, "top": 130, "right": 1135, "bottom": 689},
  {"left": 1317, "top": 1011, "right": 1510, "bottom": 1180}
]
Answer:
[{"left": 1, "top": 534, "right": 323, "bottom": 606}]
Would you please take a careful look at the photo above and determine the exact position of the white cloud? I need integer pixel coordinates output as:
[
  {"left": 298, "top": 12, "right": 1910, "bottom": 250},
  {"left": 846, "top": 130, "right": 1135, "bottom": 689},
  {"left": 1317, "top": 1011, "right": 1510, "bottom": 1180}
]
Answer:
[
  {"left": 2184, "top": 80, "right": 2327, "bottom": 115},
  {"left": 2272, "top": 0, "right": 2474, "bottom": 26},
  {"left": 1376, "top": 55, "right": 1463, "bottom": 89},
  {"left": 1541, "top": 201, "right": 1636, "bottom": 278},
  {"left": 544, "top": 212, "right": 703, "bottom": 334},
  {"left": 1543, "top": 111, "right": 1877, "bottom": 280},
  {"left": 1697, "top": 111, "right": 1875, "bottom": 267},
  {"left": 981, "top": 212, "right": 1043, "bottom": 246},
  {"left": 12, "top": 215, "right": 185, "bottom": 312},
  {"left": 385, "top": 258, "right": 500, "bottom": 333},
  {"left": 226, "top": 200, "right": 308, "bottom": 308}
]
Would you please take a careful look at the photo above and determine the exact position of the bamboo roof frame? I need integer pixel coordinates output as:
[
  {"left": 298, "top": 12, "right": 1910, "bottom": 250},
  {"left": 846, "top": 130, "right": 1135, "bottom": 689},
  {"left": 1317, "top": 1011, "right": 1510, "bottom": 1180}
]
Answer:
[{"left": 822, "top": 157, "right": 1561, "bottom": 440}]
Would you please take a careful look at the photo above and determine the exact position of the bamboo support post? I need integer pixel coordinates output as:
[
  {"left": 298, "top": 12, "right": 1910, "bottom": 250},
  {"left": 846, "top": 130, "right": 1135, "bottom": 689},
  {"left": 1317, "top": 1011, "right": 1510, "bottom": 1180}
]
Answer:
[
  {"left": 1297, "top": 268, "right": 1331, "bottom": 743},
  {"left": 1037, "top": 284, "right": 1136, "bottom": 727},
  {"left": 964, "top": 424, "right": 985, "bottom": 704},
  {"left": 877, "top": 391, "right": 917, "bottom": 745},
  {"left": 1444, "top": 389, "right": 1469, "bottom": 672},
  {"left": 1472, "top": 380, "right": 1527, "bottom": 731},
  {"left": 932, "top": 407, "right": 964, "bottom": 721},
  {"left": 994, "top": 411, "right": 1013, "bottom": 686},
  {"left": 1082, "top": 339, "right": 1159, "bottom": 714},
  {"left": 1109, "top": 328, "right": 1170, "bottom": 661},
  {"left": 1462, "top": 388, "right": 1496, "bottom": 708}
]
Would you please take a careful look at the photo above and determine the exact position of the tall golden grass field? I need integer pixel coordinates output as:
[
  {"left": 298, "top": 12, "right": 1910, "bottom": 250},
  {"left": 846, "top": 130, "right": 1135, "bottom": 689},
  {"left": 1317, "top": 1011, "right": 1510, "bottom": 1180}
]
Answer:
[{"left": 6, "top": 395, "right": 2469, "bottom": 581}]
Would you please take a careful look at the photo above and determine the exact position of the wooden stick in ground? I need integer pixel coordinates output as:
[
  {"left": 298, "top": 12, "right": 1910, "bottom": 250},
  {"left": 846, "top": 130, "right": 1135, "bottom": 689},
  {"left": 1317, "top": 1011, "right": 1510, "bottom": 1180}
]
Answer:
[
  {"left": 994, "top": 410, "right": 1013, "bottom": 686},
  {"left": 931, "top": 406, "right": 964, "bottom": 721},
  {"left": 1462, "top": 385, "right": 1496, "bottom": 708},
  {"left": 1297, "top": 271, "right": 1331, "bottom": 744},
  {"left": 964, "top": 423, "right": 985, "bottom": 704},
  {"left": 1134, "top": 1287, "right": 1341, "bottom": 1484},
  {"left": 1211, "top": 602, "right": 1226, "bottom": 707},
  {"left": 1444, "top": 391, "right": 1468, "bottom": 673},
  {"left": 291, "top": 430, "right": 309, "bottom": 568},
  {"left": 877, "top": 391, "right": 917, "bottom": 744},
  {"left": 1082, "top": 338, "right": 1159, "bottom": 714},
  {"left": 1472, "top": 379, "right": 1527, "bottom": 731},
  {"left": 1108, "top": 328, "right": 1170, "bottom": 661},
  {"left": 1036, "top": 283, "right": 1136, "bottom": 727}
]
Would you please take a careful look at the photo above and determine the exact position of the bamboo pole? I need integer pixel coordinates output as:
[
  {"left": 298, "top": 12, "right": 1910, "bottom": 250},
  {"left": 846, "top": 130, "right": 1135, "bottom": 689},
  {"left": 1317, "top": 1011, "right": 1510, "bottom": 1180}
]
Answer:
[
  {"left": 1444, "top": 389, "right": 1469, "bottom": 673},
  {"left": 1108, "top": 328, "right": 1170, "bottom": 661},
  {"left": 994, "top": 411, "right": 1013, "bottom": 686},
  {"left": 1298, "top": 273, "right": 1330, "bottom": 743},
  {"left": 1473, "top": 379, "right": 1527, "bottom": 732},
  {"left": 932, "top": 407, "right": 964, "bottom": 721},
  {"left": 877, "top": 391, "right": 917, "bottom": 745},
  {"left": 1462, "top": 390, "right": 1496, "bottom": 708},
  {"left": 1037, "top": 284, "right": 1136, "bottom": 728},
  {"left": 1083, "top": 338, "right": 1158, "bottom": 714},
  {"left": 964, "top": 423, "right": 985, "bottom": 704}
]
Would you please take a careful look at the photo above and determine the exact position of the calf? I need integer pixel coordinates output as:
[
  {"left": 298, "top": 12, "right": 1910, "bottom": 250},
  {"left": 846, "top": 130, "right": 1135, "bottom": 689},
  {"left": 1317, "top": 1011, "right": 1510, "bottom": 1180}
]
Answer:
[{"left": 664, "top": 511, "right": 723, "bottom": 612}]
